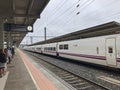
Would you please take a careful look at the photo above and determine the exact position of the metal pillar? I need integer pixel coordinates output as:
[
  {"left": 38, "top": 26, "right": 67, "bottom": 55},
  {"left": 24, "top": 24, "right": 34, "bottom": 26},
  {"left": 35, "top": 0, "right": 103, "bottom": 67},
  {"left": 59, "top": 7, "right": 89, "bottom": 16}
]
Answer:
[
  {"left": 0, "top": 19, "right": 4, "bottom": 49},
  {"left": 44, "top": 27, "right": 46, "bottom": 41},
  {"left": 30, "top": 36, "right": 33, "bottom": 44},
  {"left": 6, "top": 32, "right": 12, "bottom": 48}
]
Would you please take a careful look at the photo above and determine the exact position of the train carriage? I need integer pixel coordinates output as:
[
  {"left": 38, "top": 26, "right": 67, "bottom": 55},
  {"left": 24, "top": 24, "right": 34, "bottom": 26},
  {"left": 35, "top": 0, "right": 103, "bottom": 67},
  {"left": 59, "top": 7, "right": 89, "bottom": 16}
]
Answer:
[
  {"left": 24, "top": 34, "right": 120, "bottom": 69},
  {"left": 57, "top": 34, "right": 120, "bottom": 68}
]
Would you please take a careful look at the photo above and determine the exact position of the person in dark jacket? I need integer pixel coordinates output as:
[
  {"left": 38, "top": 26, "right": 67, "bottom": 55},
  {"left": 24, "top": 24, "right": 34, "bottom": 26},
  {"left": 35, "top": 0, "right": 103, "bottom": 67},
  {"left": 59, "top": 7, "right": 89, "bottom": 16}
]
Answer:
[
  {"left": 4, "top": 48, "right": 8, "bottom": 73},
  {"left": 0, "top": 48, "right": 7, "bottom": 77},
  {"left": 11, "top": 46, "right": 15, "bottom": 58}
]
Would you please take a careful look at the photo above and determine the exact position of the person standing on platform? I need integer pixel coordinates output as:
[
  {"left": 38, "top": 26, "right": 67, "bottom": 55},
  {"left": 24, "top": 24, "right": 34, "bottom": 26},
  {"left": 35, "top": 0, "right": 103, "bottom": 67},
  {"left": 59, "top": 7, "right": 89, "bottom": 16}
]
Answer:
[
  {"left": 4, "top": 48, "right": 8, "bottom": 73},
  {"left": 7, "top": 47, "right": 12, "bottom": 64},
  {"left": 0, "top": 49, "right": 7, "bottom": 77},
  {"left": 11, "top": 46, "right": 15, "bottom": 58}
]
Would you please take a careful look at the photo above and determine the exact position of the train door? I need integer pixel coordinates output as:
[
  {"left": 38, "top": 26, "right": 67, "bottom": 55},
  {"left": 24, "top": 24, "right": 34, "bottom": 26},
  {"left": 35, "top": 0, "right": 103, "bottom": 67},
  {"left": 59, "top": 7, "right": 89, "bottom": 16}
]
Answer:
[{"left": 106, "top": 38, "right": 116, "bottom": 66}]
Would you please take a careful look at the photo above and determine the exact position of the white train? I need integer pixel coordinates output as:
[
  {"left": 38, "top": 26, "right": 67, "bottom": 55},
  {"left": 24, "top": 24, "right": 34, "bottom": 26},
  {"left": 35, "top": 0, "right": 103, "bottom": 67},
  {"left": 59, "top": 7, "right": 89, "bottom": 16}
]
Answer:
[{"left": 24, "top": 34, "right": 120, "bottom": 69}]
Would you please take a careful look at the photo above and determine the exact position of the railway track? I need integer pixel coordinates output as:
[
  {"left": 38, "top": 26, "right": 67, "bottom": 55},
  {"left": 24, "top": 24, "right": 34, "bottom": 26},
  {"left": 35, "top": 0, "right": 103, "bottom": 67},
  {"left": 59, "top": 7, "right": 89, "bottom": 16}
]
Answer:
[
  {"left": 47, "top": 67, "right": 105, "bottom": 90},
  {"left": 26, "top": 51, "right": 109, "bottom": 90}
]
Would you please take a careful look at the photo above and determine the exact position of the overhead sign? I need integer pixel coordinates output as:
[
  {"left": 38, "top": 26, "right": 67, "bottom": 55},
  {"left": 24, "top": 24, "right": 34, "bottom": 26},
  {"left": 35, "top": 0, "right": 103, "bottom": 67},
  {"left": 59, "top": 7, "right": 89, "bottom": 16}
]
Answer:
[{"left": 4, "top": 23, "right": 33, "bottom": 32}]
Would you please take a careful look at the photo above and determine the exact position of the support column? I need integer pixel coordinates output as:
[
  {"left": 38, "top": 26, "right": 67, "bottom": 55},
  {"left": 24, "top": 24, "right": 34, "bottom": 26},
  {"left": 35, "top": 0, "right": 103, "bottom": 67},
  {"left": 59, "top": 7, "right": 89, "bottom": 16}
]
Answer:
[
  {"left": 7, "top": 32, "right": 11, "bottom": 47},
  {"left": 44, "top": 27, "right": 46, "bottom": 41},
  {"left": 30, "top": 36, "right": 33, "bottom": 44},
  {"left": 0, "top": 19, "right": 4, "bottom": 49}
]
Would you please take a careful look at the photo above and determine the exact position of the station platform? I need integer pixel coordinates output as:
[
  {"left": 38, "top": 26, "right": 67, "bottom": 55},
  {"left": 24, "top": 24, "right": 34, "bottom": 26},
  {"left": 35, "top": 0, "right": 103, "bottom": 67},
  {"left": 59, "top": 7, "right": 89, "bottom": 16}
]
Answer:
[{"left": 0, "top": 48, "right": 70, "bottom": 90}]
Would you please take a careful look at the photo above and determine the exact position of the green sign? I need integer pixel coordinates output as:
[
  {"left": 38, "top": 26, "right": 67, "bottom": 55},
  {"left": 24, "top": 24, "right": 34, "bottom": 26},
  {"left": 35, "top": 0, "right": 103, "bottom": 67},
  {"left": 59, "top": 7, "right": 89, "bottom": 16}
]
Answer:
[{"left": 4, "top": 23, "right": 33, "bottom": 32}]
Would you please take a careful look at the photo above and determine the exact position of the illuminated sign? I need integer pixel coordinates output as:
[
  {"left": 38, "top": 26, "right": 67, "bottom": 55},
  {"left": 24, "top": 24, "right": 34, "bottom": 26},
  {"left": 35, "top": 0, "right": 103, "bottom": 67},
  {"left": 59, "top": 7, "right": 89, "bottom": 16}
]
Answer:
[{"left": 4, "top": 23, "right": 33, "bottom": 32}]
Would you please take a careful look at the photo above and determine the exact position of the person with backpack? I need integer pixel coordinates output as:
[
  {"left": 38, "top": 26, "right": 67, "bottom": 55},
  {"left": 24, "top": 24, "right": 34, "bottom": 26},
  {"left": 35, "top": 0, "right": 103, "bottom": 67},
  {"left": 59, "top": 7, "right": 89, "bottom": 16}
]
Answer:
[{"left": 0, "top": 48, "right": 7, "bottom": 77}]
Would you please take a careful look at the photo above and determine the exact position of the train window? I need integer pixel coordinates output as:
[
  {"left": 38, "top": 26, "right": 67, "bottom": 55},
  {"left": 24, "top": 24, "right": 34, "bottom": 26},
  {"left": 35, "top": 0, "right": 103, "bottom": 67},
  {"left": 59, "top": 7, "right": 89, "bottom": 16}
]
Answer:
[
  {"left": 51, "top": 47, "right": 52, "bottom": 51},
  {"left": 59, "top": 45, "right": 63, "bottom": 49},
  {"left": 37, "top": 48, "right": 41, "bottom": 50},
  {"left": 96, "top": 47, "right": 99, "bottom": 54},
  {"left": 108, "top": 47, "right": 113, "bottom": 53},
  {"left": 52, "top": 47, "right": 53, "bottom": 51},
  {"left": 64, "top": 44, "right": 68, "bottom": 50},
  {"left": 48, "top": 47, "right": 50, "bottom": 50},
  {"left": 54, "top": 47, "right": 56, "bottom": 51},
  {"left": 50, "top": 47, "right": 51, "bottom": 50}
]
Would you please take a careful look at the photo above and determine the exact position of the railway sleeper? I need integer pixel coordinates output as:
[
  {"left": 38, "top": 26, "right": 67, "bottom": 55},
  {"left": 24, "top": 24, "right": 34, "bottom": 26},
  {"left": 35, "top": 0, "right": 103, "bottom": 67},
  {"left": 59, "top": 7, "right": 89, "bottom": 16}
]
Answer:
[
  {"left": 60, "top": 75, "right": 74, "bottom": 79},
  {"left": 62, "top": 77, "right": 79, "bottom": 81},
  {"left": 77, "top": 85, "right": 93, "bottom": 90},
  {"left": 68, "top": 80, "right": 83, "bottom": 84},
  {"left": 72, "top": 82, "right": 88, "bottom": 87}
]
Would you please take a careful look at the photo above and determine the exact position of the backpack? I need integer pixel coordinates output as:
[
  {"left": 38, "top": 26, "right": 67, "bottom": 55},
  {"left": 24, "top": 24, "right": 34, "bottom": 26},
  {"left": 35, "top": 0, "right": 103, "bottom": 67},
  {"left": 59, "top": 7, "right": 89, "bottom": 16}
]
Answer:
[{"left": 0, "top": 54, "right": 6, "bottom": 63}]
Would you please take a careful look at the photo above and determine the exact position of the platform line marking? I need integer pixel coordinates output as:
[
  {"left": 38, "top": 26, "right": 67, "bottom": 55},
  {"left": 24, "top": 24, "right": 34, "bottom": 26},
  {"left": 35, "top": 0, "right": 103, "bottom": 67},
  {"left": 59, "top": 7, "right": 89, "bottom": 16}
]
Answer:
[
  {"left": 17, "top": 49, "right": 40, "bottom": 90},
  {"left": 97, "top": 76, "right": 120, "bottom": 86},
  {"left": 18, "top": 49, "right": 58, "bottom": 90},
  {"left": 22, "top": 57, "right": 40, "bottom": 90},
  {"left": 0, "top": 72, "right": 9, "bottom": 90}
]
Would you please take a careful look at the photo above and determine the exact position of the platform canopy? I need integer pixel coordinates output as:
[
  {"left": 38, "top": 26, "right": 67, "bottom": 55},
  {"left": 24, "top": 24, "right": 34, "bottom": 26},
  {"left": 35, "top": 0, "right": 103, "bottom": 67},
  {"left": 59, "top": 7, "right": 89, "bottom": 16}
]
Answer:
[
  {"left": 0, "top": 0, "right": 50, "bottom": 47},
  {"left": 31, "top": 21, "right": 120, "bottom": 45}
]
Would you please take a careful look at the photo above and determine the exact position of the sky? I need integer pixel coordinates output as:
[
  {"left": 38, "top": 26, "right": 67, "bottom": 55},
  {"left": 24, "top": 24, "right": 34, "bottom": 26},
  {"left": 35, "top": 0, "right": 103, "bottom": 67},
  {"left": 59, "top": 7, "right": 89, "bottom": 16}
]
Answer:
[{"left": 21, "top": 0, "right": 120, "bottom": 45}]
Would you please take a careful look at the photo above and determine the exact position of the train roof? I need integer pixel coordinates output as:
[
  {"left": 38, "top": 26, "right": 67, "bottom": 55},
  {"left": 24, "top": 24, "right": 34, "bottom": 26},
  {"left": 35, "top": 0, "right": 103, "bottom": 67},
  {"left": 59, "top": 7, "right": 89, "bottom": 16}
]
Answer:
[{"left": 30, "top": 21, "right": 120, "bottom": 46}]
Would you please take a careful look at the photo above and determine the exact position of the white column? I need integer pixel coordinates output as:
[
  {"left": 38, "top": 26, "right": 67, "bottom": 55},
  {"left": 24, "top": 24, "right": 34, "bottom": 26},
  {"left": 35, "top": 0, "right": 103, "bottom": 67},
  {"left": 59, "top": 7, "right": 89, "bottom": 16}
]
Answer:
[{"left": 0, "top": 19, "right": 4, "bottom": 49}]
